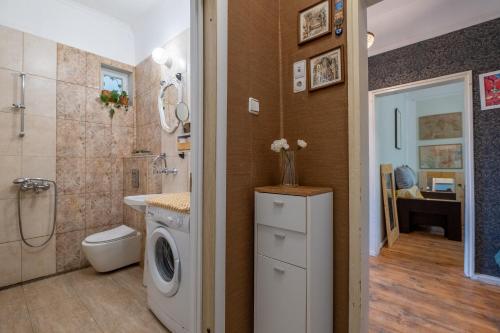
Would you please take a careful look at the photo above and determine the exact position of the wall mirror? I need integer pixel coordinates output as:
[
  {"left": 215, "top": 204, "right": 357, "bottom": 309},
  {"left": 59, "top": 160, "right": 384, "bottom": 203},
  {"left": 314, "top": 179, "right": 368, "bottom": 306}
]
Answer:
[
  {"left": 380, "top": 164, "right": 400, "bottom": 247},
  {"left": 175, "top": 101, "right": 190, "bottom": 124},
  {"left": 158, "top": 77, "right": 181, "bottom": 133}
]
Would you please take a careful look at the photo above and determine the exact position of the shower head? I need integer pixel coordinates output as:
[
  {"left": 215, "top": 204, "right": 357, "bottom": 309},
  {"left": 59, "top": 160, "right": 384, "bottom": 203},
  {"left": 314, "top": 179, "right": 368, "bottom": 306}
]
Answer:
[{"left": 13, "top": 177, "right": 29, "bottom": 184}]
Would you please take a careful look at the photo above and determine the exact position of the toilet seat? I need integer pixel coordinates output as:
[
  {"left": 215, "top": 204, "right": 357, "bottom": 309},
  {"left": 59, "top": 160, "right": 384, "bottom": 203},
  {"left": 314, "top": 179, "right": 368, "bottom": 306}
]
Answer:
[{"left": 84, "top": 225, "right": 137, "bottom": 244}]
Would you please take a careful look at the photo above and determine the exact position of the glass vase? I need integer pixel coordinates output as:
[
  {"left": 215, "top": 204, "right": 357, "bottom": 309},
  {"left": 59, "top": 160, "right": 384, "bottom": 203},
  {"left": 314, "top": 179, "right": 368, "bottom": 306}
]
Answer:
[{"left": 281, "top": 150, "right": 298, "bottom": 187}]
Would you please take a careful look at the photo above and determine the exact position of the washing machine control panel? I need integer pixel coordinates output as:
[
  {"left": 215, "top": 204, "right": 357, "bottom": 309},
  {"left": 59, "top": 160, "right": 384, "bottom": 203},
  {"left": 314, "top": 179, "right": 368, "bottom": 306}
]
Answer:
[{"left": 146, "top": 206, "right": 190, "bottom": 233}]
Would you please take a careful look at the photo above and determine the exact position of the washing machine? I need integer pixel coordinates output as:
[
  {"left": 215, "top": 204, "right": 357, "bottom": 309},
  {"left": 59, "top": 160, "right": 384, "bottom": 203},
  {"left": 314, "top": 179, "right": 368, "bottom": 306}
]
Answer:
[{"left": 145, "top": 205, "right": 192, "bottom": 333}]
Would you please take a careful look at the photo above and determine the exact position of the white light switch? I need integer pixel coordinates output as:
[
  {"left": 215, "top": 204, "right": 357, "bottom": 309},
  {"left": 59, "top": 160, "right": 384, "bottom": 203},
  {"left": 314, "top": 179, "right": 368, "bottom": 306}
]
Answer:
[{"left": 249, "top": 97, "right": 259, "bottom": 115}]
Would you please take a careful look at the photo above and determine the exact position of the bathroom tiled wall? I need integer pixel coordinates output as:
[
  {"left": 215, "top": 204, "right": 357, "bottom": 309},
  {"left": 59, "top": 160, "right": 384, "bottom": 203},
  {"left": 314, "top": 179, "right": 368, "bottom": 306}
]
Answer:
[
  {"left": 0, "top": 26, "right": 57, "bottom": 287},
  {"left": 134, "top": 29, "right": 191, "bottom": 195},
  {"left": 126, "top": 29, "right": 191, "bottom": 265},
  {"left": 55, "top": 44, "right": 135, "bottom": 273}
]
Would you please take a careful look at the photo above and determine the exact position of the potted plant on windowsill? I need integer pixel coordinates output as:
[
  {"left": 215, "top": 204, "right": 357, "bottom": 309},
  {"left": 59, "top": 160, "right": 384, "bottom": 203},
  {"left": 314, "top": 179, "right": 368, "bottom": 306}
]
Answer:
[{"left": 99, "top": 90, "right": 129, "bottom": 118}]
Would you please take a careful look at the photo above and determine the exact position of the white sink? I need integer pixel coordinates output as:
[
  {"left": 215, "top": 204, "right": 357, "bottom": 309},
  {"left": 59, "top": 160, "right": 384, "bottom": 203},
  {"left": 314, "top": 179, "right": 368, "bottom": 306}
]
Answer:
[{"left": 124, "top": 194, "right": 160, "bottom": 213}]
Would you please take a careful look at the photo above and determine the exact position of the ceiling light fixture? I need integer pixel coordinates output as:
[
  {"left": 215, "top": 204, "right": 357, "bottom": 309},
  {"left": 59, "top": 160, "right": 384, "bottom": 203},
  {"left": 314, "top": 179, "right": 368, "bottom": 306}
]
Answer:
[{"left": 367, "top": 32, "right": 375, "bottom": 49}]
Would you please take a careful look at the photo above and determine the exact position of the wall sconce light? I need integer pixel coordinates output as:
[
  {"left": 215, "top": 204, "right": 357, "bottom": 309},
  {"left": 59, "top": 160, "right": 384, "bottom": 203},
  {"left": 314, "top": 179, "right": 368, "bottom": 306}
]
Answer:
[
  {"left": 152, "top": 47, "right": 173, "bottom": 68},
  {"left": 367, "top": 32, "right": 375, "bottom": 49}
]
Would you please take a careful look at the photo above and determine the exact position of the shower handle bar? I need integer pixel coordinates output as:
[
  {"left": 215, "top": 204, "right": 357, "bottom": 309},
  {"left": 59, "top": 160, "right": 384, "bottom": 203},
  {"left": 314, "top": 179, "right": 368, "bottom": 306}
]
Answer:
[{"left": 12, "top": 73, "right": 26, "bottom": 137}]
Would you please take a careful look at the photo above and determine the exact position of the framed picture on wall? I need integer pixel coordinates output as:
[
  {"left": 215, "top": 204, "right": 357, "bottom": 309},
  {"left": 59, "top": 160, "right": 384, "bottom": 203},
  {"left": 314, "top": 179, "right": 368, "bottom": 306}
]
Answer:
[
  {"left": 308, "top": 46, "right": 344, "bottom": 91},
  {"left": 395, "top": 108, "right": 402, "bottom": 150},
  {"left": 298, "top": 0, "right": 331, "bottom": 45},
  {"left": 479, "top": 70, "right": 500, "bottom": 110},
  {"left": 419, "top": 144, "right": 463, "bottom": 169}
]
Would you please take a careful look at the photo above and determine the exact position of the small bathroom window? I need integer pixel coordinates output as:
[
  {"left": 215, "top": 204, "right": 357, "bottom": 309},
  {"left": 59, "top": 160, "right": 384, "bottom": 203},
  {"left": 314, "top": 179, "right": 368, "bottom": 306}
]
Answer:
[{"left": 101, "top": 66, "right": 130, "bottom": 96}]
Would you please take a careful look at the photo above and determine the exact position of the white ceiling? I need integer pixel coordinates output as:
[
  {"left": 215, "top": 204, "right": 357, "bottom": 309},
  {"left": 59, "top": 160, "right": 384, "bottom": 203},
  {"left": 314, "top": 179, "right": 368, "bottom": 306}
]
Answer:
[
  {"left": 368, "top": 0, "right": 500, "bottom": 57},
  {"left": 68, "top": 0, "right": 162, "bottom": 25}
]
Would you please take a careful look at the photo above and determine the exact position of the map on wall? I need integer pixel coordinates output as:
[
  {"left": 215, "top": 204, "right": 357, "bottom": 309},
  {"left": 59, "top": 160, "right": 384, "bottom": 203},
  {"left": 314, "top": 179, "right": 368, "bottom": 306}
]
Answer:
[
  {"left": 419, "top": 112, "right": 462, "bottom": 140},
  {"left": 419, "top": 144, "right": 463, "bottom": 169}
]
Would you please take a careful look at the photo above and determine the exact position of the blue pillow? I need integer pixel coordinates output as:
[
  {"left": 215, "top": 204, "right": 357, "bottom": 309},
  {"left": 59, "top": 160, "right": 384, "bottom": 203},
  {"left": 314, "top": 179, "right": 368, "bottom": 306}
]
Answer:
[{"left": 394, "top": 165, "right": 417, "bottom": 190}]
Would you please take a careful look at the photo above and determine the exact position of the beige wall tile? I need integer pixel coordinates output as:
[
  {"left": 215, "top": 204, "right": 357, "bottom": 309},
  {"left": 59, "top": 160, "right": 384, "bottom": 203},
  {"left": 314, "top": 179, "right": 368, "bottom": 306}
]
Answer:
[
  {"left": 57, "top": 119, "right": 85, "bottom": 157},
  {"left": 56, "top": 81, "right": 86, "bottom": 121},
  {"left": 86, "top": 53, "right": 101, "bottom": 89},
  {"left": 123, "top": 157, "right": 148, "bottom": 195},
  {"left": 0, "top": 199, "right": 19, "bottom": 244},
  {"left": 22, "top": 156, "right": 56, "bottom": 180},
  {"left": 0, "top": 112, "right": 22, "bottom": 156},
  {"left": 23, "top": 33, "right": 57, "bottom": 80},
  {"left": 85, "top": 192, "right": 111, "bottom": 228},
  {"left": 21, "top": 235, "right": 56, "bottom": 281},
  {"left": 24, "top": 75, "right": 56, "bottom": 118},
  {"left": 111, "top": 125, "right": 134, "bottom": 158},
  {"left": 111, "top": 158, "right": 123, "bottom": 193},
  {"left": 161, "top": 156, "right": 189, "bottom": 193},
  {"left": 0, "top": 241, "right": 22, "bottom": 287},
  {"left": 85, "top": 158, "right": 111, "bottom": 193},
  {"left": 22, "top": 115, "right": 56, "bottom": 157},
  {"left": 135, "top": 91, "right": 151, "bottom": 126},
  {"left": 0, "top": 155, "right": 21, "bottom": 199},
  {"left": 56, "top": 229, "right": 85, "bottom": 273},
  {"left": 56, "top": 194, "right": 85, "bottom": 234},
  {"left": 56, "top": 157, "right": 85, "bottom": 194},
  {"left": 85, "top": 122, "right": 111, "bottom": 158},
  {"left": 85, "top": 87, "right": 111, "bottom": 125},
  {"left": 0, "top": 68, "right": 20, "bottom": 114},
  {"left": 19, "top": 193, "right": 55, "bottom": 239},
  {"left": 0, "top": 26, "right": 22, "bottom": 72},
  {"left": 112, "top": 105, "right": 135, "bottom": 128},
  {"left": 111, "top": 191, "right": 124, "bottom": 223},
  {"left": 136, "top": 123, "right": 161, "bottom": 154},
  {"left": 57, "top": 44, "right": 86, "bottom": 85}
]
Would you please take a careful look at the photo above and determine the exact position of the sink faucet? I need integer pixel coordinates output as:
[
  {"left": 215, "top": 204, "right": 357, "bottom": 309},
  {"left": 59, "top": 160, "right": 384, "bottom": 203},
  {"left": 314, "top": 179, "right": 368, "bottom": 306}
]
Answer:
[{"left": 152, "top": 153, "right": 179, "bottom": 175}]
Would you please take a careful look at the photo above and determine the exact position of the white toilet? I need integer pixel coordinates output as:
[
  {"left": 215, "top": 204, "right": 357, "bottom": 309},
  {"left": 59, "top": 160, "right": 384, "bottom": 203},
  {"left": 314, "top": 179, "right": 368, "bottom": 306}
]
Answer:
[{"left": 82, "top": 225, "right": 141, "bottom": 272}]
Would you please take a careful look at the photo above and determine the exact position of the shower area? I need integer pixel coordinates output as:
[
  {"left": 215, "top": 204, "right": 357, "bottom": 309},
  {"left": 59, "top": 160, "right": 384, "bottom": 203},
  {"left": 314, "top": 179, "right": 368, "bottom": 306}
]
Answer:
[{"left": 0, "top": 22, "right": 191, "bottom": 289}]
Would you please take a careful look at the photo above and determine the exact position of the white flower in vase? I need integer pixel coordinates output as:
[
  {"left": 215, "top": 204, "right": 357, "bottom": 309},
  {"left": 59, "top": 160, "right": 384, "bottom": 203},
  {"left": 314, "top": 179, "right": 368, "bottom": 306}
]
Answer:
[{"left": 297, "top": 139, "right": 307, "bottom": 149}]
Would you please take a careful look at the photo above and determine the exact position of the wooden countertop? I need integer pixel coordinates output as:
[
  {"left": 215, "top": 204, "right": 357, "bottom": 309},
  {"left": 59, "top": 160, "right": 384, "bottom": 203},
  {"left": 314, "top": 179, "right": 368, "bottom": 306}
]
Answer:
[{"left": 255, "top": 185, "right": 333, "bottom": 197}]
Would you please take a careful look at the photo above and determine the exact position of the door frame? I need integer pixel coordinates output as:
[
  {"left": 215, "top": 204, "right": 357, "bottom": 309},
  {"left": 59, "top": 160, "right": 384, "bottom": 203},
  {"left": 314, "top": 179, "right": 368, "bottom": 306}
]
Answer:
[{"left": 367, "top": 71, "right": 475, "bottom": 278}]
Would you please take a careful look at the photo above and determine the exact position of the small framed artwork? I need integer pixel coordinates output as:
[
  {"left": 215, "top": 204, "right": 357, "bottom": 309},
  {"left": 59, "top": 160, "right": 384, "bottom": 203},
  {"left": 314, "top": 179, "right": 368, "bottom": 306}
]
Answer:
[
  {"left": 395, "top": 108, "right": 402, "bottom": 150},
  {"left": 419, "top": 144, "right": 463, "bottom": 169},
  {"left": 298, "top": 0, "right": 331, "bottom": 45},
  {"left": 479, "top": 70, "right": 500, "bottom": 110},
  {"left": 308, "top": 46, "right": 344, "bottom": 91}
]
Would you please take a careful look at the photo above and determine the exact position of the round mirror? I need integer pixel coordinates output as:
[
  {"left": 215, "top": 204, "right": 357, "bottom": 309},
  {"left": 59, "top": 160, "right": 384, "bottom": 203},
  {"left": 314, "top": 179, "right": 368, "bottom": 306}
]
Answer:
[{"left": 175, "top": 102, "right": 190, "bottom": 123}]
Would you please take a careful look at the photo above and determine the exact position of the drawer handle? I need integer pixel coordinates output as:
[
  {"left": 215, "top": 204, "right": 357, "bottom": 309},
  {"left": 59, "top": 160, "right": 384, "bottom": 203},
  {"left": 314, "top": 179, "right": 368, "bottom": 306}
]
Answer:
[
  {"left": 273, "top": 200, "right": 285, "bottom": 206},
  {"left": 273, "top": 266, "right": 285, "bottom": 274},
  {"left": 274, "top": 233, "right": 286, "bottom": 239}
]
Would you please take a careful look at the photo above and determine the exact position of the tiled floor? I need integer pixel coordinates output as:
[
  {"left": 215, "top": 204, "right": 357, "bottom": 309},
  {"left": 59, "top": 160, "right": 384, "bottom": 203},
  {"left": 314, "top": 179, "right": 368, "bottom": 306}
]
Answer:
[{"left": 0, "top": 265, "right": 169, "bottom": 333}]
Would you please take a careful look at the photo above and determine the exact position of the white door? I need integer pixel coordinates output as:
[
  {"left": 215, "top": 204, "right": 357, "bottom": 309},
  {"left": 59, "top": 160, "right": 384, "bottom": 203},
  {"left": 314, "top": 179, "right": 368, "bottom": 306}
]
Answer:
[
  {"left": 255, "top": 254, "right": 306, "bottom": 333},
  {"left": 148, "top": 227, "right": 181, "bottom": 297}
]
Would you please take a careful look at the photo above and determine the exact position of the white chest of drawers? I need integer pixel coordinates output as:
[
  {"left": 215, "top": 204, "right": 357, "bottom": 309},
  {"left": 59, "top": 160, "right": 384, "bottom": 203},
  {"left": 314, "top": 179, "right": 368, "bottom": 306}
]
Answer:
[{"left": 254, "top": 186, "right": 333, "bottom": 333}]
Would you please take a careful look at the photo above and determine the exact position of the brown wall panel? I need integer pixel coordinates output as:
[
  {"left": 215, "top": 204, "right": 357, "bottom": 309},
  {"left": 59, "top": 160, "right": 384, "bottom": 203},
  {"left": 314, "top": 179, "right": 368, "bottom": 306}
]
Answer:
[
  {"left": 226, "top": 0, "right": 349, "bottom": 332},
  {"left": 226, "top": 0, "right": 281, "bottom": 331},
  {"left": 281, "top": 4, "right": 349, "bottom": 332}
]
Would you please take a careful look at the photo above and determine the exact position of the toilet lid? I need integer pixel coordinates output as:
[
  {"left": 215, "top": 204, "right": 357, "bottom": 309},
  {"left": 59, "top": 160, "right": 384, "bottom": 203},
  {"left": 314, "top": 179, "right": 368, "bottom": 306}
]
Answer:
[{"left": 85, "top": 225, "right": 137, "bottom": 244}]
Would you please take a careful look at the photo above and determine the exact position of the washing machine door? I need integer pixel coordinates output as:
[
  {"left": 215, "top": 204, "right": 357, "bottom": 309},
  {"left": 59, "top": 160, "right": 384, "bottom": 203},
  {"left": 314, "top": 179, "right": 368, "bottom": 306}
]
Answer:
[{"left": 148, "top": 227, "right": 180, "bottom": 297}]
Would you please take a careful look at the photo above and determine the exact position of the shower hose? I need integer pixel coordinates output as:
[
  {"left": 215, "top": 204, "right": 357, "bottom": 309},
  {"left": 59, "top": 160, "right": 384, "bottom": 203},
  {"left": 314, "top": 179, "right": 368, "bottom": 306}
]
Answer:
[{"left": 16, "top": 179, "right": 57, "bottom": 248}]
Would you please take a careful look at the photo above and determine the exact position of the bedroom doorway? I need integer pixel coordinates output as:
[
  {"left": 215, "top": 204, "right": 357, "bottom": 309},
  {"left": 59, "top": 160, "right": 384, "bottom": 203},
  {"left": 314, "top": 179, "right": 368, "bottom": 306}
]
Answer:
[{"left": 368, "top": 71, "right": 474, "bottom": 276}]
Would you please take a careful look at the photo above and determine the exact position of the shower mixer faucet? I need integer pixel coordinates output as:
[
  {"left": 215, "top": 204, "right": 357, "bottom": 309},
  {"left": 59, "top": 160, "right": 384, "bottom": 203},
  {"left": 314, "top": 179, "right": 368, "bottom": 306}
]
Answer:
[{"left": 13, "top": 177, "right": 52, "bottom": 193}]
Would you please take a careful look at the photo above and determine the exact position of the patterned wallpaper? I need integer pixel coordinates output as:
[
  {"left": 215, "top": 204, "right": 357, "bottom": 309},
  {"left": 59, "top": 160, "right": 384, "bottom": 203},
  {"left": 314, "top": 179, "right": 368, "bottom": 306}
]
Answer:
[{"left": 369, "top": 18, "right": 500, "bottom": 277}]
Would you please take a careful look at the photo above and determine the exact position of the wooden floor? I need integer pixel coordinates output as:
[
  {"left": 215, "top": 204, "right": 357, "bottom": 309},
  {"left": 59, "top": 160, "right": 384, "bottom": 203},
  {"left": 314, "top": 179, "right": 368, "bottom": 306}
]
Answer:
[{"left": 369, "top": 232, "right": 500, "bottom": 333}]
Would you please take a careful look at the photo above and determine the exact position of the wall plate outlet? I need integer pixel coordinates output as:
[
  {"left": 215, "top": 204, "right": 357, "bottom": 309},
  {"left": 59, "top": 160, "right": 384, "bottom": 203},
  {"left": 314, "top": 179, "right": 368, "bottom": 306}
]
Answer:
[{"left": 249, "top": 97, "right": 259, "bottom": 115}]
